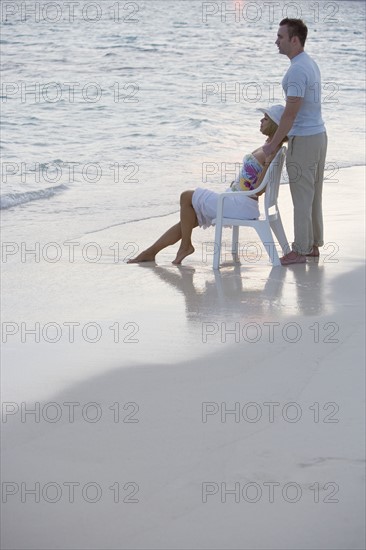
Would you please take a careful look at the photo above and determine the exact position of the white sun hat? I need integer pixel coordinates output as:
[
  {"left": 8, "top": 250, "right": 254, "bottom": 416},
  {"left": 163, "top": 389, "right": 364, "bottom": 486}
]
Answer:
[{"left": 257, "top": 104, "right": 285, "bottom": 125}]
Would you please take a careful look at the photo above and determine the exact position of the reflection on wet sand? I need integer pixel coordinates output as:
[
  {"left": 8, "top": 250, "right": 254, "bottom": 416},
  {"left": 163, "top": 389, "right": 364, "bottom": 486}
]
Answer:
[{"left": 136, "top": 257, "right": 326, "bottom": 323}]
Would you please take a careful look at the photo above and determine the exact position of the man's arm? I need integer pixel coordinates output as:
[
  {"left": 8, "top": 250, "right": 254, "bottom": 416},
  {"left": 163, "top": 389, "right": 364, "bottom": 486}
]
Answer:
[
  {"left": 254, "top": 151, "right": 277, "bottom": 196},
  {"left": 262, "top": 97, "right": 303, "bottom": 157}
]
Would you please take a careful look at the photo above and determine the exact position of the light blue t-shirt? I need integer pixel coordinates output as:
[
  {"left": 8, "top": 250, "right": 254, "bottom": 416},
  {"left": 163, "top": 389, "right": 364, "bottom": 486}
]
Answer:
[{"left": 282, "top": 51, "right": 326, "bottom": 136}]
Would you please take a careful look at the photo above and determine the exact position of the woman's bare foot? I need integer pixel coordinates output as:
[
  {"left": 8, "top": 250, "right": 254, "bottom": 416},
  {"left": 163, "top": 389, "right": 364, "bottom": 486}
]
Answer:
[
  {"left": 127, "top": 249, "right": 156, "bottom": 263},
  {"left": 172, "top": 245, "right": 195, "bottom": 265}
]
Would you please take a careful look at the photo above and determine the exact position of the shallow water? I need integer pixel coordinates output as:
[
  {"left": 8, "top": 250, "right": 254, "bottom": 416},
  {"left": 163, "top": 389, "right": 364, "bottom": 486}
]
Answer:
[{"left": 1, "top": 0, "right": 365, "bottom": 240}]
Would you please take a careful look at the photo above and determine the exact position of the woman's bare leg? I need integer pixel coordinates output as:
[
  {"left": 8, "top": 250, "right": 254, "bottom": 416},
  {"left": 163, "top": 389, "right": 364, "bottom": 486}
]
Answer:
[
  {"left": 127, "top": 222, "right": 182, "bottom": 263},
  {"left": 128, "top": 190, "right": 198, "bottom": 264},
  {"left": 172, "top": 190, "right": 198, "bottom": 265}
]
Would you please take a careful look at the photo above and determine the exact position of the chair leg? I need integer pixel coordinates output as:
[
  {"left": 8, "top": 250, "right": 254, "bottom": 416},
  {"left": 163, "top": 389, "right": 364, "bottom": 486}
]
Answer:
[
  {"left": 213, "top": 219, "right": 224, "bottom": 270},
  {"left": 255, "top": 224, "right": 281, "bottom": 267},
  {"left": 231, "top": 226, "right": 239, "bottom": 255},
  {"left": 270, "top": 213, "right": 290, "bottom": 255}
]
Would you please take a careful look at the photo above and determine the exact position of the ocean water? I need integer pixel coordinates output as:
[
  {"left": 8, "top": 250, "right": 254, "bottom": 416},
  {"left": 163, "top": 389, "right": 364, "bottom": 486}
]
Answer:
[{"left": 1, "top": 0, "right": 365, "bottom": 242}]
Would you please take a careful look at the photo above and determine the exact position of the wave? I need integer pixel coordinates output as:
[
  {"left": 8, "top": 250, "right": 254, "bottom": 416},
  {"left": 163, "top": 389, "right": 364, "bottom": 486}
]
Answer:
[
  {"left": 0, "top": 184, "right": 68, "bottom": 210},
  {"left": 82, "top": 210, "right": 180, "bottom": 236},
  {"left": 330, "top": 161, "right": 366, "bottom": 169}
]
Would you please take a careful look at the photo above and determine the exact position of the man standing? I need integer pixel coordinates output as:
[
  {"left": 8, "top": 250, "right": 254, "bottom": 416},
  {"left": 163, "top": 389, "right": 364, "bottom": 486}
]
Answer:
[{"left": 263, "top": 18, "right": 327, "bottom": 265}]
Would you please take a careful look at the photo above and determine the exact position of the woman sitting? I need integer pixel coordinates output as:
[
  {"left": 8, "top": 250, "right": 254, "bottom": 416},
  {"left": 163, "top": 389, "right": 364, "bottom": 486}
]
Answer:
[{"left": 128, "top": 105, "right": 287, "bottom": 265}]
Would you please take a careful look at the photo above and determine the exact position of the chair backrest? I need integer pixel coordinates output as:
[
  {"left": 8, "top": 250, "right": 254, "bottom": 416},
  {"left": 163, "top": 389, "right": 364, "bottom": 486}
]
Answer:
[{"left": 263, "top": 146, "right": 287, "bottom": 212}]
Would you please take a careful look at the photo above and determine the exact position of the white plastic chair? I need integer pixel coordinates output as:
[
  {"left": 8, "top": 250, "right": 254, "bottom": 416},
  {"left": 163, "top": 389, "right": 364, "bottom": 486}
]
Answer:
[{"left": 212, "top": 146, "right": 289, "bottom": 269}]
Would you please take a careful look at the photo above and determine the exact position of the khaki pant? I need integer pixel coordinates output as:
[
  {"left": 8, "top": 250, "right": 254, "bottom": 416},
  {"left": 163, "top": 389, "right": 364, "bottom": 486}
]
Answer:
[{"left": 286, "top": 132, "right": 328, "bottom": 255}]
